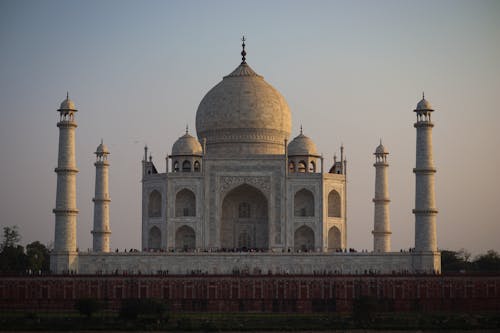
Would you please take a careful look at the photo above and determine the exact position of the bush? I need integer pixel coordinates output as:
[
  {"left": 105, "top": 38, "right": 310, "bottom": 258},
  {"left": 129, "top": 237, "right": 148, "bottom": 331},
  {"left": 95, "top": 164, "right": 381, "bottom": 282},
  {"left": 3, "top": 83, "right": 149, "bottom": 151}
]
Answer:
[
  {"left": 75, "top": 298, "right": 102, "bottom": 318},
  {"left": 119, "top": 298, "right": 168, "bottom": 321}
]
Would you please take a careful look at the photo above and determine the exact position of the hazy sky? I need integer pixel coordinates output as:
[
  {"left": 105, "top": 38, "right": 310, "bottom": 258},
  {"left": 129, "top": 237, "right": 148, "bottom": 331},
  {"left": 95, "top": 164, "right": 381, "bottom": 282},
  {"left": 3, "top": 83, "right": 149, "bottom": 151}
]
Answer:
[{"left": 1, "top": 0, "right": 499, "bottom": 255}]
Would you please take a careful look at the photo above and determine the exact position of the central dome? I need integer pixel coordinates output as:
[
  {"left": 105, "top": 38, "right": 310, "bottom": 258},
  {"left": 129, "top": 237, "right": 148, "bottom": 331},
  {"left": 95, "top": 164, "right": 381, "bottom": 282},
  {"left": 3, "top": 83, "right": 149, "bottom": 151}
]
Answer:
[{"left": 195, "top": 62, "right": 292, "bottom": 155}]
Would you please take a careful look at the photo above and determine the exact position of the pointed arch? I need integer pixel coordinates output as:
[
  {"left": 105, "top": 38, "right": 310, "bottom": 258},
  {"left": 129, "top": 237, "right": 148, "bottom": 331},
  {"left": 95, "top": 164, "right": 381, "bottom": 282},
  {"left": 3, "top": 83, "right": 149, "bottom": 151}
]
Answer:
[
  {"left": 309, "top": 160, "right": 316, "bottom": 173},
  {"left": 294, "top": 225, "right": 315, "bottom": 251},
  {"left": 288, "top": 161, "right": 295, "bottom": 173},
  {"left": 294, "top": 188, "right": 315, "bottom": 217},
  {"left": 148, "top": 190, "right": 162, "bottom": 217},
  {"left": 298, "top": 160, "right": 307, "bottom": 173},
  {"left": 221, "top": 184, "right": 268, "bottom": 249},
  {"left": 182, "top": 160, "right": 191, "bottom": 172},
  {"left": 328, "top": 226, "right": 342, "bottom": 251},
  {"left": 328, "top": 190, "right": 341, "bottom": 217},
  {"left": 173, "top": 161, "right": 179, "bottom": 172},
  {"left": 175, "top": 225, "right": 196, "bottom": 251},
  {"left": 175, "top": 189, "right": 196, "bottom": 217},
  {"left": 193, "top": 160, "right": 201, "bottom": 172},
  {"left": 149, "top": 226, "right": 161, "bottom": 249}
]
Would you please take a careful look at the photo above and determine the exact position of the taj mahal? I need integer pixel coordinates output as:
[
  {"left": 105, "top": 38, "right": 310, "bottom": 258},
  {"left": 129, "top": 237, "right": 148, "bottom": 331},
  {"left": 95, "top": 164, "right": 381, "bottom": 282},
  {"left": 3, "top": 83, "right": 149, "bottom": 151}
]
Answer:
[{"left": 50, "top": 40, "right": 441, "bottom": 274}]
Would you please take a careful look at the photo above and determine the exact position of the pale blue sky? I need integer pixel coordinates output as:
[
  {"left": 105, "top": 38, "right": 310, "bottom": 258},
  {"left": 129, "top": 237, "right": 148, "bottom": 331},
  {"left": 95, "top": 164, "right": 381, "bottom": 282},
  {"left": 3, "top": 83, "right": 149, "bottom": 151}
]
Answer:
[{"left": 1, "top": 0, "right": 499, "bottom": 254}]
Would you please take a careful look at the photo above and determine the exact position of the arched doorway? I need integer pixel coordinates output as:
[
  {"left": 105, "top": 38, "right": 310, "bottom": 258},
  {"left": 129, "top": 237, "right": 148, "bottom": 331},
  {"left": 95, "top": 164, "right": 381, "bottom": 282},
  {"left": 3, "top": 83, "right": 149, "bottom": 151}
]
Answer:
[
  {"left": 328, "top": 190, "right": 341, "bottom": 217},
  {"left": 175, "top": 189, "right": 196, "bottom": 217},
  {"left": 148, "top": 226, "right": 161, "bottom": 249},
  {"left": 175, "top": 225, "right": 196, "bottom": 251},
  {"left": 221, "top": 184, "right": 268, "bottom": 250},
  {"left": 328, "top": 226, "right": 342, "bottom": 251},
  {"left": 294, "top": 225, "right": 315, "bottom": 251}
]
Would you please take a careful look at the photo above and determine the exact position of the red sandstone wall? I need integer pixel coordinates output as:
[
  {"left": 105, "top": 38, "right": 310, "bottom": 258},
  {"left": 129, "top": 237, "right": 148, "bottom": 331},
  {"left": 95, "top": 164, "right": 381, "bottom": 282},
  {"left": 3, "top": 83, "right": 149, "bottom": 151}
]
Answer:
[{"left": 0, "top": 274, "right": 499, "bottom": 313}]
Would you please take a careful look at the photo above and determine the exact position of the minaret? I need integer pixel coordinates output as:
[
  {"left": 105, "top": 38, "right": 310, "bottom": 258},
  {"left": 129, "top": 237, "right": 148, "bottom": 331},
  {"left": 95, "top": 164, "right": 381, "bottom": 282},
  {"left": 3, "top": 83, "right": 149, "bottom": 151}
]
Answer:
[
  {"left": 52, "top": 94, "right": 79, "bottom": 261},
  {"left": 372, "top": 140, "right": 391, "bottom": 252},
  {"left": 413, "top": 93, "right": 438, "bottom": 252},
  {"left": 91, "top": 140, "right": 111, "bottom": 252}
]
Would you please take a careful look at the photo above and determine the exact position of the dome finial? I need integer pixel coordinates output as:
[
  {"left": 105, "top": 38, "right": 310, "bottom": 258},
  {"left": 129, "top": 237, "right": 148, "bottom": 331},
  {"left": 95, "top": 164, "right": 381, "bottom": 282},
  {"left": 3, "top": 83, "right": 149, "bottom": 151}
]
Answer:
[
  {"left": 422, "top": 91, "right": 425, "bottom": 99},
  {"left": 241, "top": 35, "right": 247, "bottom": 64},
  {"left": 300, "top": 124, "right": 303, "bottom": 135},
  {"left": 185, "top": 124, "right": 189, "bottom": 134},
  {"left": 66, "top": 91, "right": 69, "bottom": 100}
]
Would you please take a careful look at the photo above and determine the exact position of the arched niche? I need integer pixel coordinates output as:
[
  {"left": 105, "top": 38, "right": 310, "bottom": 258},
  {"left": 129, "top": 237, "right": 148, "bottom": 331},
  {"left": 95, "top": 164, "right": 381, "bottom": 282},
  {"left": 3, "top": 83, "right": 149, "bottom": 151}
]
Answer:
[
  {"left": 221, "top": 184, "right": 268, "bottom": 250},
  {"left": 148, "top": 190, "right": 162, "bottom": 217},
  {"left": 148, "top": 226, "right": 161, "bottom": 249},
  {"left": 294, "top": 188, "right": 315, "bottom": 217},
  {"left": 175, "top": 189, "right": 196, "bottom": 217},
  {"left": 175, "top": 225, "right": 195, "bottom": 251},
  {"left": 327, "top": 226, "right": 342, "bottom": 251},
  {"left": 328, "top": 190, "right": 341, "bottom": 217},
  {"left": 294, "top": 225, "right": 314, "bottom": 251}
]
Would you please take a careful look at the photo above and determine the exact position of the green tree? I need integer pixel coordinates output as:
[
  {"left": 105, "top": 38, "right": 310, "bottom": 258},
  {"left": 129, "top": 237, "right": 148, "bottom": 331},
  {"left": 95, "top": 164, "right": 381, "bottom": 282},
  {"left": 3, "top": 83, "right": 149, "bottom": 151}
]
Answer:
[
  {"left": 75, "top": 298, "right": 103, "bottom": 317},
  {"left": 473, "top": 250, "right": 500, "bottom": 272},
  {"left": 0, "top": 226, "right": 27, "bottom": 272},
  {"left": 26, "top": 241, "right": 50, "bottom": 272},
  {"left": 1, "top": 226, "right": 21, "bottom": 250},
  {"left": 441, "top": 250, "right": 467, "bottom": 272}
]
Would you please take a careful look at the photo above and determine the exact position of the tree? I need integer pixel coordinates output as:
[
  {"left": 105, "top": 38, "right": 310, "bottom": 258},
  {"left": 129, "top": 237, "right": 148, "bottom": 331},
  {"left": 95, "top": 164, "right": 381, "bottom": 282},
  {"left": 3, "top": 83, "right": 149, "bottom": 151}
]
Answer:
[
  {"left": 26, "top": 241, "right": 50, "bottom": 272},
  {"left": 441, "top": 250, "right": 467, "bottom": 272},
  {"left": 473, "top": 250, "right": 500, "bottom": 272},
  {"left": 1, "top": 226, "right": 21, "bottom": 250},
  {"left": 75, "top": 298, "right": 103, "bottom": 317},
  {"left": 0, "top": 226, "right": 26, "bottom": 272}
]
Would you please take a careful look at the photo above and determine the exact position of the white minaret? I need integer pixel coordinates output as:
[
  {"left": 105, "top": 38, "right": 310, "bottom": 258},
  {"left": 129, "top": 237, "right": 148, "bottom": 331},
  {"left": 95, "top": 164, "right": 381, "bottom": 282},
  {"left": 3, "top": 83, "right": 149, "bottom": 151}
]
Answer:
[
  {"left": 372, "top": 140, "right": 391, "bottom": 252},
  {"left": 413, "top": 93, "right": 438, "bottom": 252},
  {"left": 53, "top": 94, "right": 79, "bottom": 256},
  {"left": 91, "top": 140, "right": 111, "bottom": 252}
]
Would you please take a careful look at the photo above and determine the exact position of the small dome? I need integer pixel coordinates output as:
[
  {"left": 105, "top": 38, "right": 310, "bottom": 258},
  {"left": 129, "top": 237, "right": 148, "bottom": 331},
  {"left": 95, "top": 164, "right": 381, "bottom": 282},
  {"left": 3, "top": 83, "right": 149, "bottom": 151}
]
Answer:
[
  {"left": 375, "top": 142, "right": 388, "bottom": 155},
  {"left": 172, "top": 131, "right": 203, "bottom": 156},
  {"left": 96, "top": 141, "right": 109, "bottom": 155},
  {"left": 59, "top": 94, "right": 77, "bottom": 111},
  {"left": 415, "top": 95, "right": 433, "bottom": 111},
  {"left": 288, "top": 131, "right": 318, "bottom": 156}
]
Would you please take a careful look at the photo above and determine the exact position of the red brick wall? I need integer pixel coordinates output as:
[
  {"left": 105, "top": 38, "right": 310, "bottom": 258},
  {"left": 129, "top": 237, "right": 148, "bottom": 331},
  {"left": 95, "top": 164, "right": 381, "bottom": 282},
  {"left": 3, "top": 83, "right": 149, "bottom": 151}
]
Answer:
[{"left": 1, "top": 274, "right": 499, "bottom": 313}]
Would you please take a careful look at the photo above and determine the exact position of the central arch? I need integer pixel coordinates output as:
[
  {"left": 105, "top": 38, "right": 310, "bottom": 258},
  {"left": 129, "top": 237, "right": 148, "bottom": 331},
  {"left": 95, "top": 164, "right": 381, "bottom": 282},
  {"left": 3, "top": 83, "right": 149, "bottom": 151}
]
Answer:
[{"left": 221, "top": 184, "right": 268, "bottom": 250}]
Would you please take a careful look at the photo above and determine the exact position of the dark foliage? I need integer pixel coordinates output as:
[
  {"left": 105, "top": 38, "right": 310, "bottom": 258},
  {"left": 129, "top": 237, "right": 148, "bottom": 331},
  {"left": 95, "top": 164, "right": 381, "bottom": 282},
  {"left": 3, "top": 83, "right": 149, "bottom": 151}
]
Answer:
[
  {"left": 119, "top": 298, "right": 168, "bottom": 321},
  {"left": 75, "top": 298, "right": 103, "bottom": 317}
]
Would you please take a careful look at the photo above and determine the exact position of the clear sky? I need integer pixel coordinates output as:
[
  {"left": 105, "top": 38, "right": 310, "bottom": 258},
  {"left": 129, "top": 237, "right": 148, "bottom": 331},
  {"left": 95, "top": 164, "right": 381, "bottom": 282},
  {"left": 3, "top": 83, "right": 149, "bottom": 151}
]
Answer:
[{"left": 0, "top": 0, "right": 499, "bottom": 255}]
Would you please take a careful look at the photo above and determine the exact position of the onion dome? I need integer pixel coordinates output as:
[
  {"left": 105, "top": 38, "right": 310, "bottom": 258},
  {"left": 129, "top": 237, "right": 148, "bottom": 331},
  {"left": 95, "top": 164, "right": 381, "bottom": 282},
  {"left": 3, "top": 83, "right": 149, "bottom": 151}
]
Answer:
[
  {"left": 195, "top": 39, "right": 291, "bottom": 155},
  {"left": 172, "top": 129, "right": 203, "bottom": 156},
  {"left": 58, "top": 92, "right": 77, "bottom": 111},
  {"left": 375, "top": 140, "right": 388, "bottom": 155},
  {"left": 95, "top": 140, "right": 110, "bottom": 156},
  {"left": 415, "top": 92, "right": 433, "bottom": 111},
  {"left": 288, "top": 128, "right": 318, "bottom": 156}
]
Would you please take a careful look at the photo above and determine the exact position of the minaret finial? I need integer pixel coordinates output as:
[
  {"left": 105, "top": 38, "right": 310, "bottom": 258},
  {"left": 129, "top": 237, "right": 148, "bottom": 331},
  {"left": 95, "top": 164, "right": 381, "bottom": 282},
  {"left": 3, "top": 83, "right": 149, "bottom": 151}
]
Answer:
[{"left": 241, "top": 35, "right": 247, "bottom": 64}]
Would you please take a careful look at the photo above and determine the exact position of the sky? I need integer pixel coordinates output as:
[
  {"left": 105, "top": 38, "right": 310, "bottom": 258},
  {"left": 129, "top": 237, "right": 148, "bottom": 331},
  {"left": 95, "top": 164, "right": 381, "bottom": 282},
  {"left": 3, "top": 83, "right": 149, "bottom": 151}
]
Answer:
[{"left": 0, "top": 0, "right": 499, "bottom": 256}]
